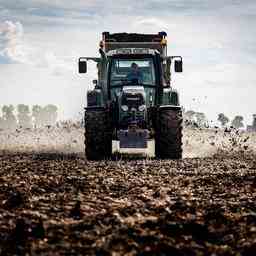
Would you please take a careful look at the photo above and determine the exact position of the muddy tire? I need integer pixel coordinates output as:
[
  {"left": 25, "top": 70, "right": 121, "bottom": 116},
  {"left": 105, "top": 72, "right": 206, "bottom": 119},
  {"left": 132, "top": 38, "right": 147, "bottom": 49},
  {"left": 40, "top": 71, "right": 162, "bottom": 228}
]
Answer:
[
  {"left": 84, "top": 108, "right": 112, "bottom": 160},
  {"left": 155, "top": 107, "right": 183, "bottom": 159}
]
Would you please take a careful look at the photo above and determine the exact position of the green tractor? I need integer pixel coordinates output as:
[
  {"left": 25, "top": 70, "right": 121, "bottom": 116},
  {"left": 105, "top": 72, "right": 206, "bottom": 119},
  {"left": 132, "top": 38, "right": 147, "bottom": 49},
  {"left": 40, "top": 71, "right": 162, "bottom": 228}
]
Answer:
[{"left": 79, "top": 32, "right": 183, "bottom": 160}]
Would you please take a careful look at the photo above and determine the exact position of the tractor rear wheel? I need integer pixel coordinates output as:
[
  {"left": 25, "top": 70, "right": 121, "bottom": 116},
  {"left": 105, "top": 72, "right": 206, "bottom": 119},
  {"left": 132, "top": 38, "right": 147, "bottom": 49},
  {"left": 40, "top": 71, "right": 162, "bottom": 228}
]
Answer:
[
  {"left": 84, "top": 108, "right": 112, "bottom": 160},
  {"left": 155, "top": 107, "right": 183, "bottom": 159}
]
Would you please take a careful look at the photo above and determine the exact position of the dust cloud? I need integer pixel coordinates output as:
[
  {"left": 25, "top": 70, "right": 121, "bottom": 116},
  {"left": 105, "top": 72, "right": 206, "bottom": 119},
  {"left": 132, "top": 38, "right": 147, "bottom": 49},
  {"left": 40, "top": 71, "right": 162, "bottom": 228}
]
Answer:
[{"left": 0, "top": 126, "right": 255, "bottom": 158}]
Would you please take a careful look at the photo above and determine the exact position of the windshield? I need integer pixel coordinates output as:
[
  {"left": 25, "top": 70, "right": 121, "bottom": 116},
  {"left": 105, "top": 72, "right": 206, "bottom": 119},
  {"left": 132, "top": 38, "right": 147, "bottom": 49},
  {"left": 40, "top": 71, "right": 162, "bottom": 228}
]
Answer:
[{"left": 110, "top": 58, "right": 156, "bottom": 87}]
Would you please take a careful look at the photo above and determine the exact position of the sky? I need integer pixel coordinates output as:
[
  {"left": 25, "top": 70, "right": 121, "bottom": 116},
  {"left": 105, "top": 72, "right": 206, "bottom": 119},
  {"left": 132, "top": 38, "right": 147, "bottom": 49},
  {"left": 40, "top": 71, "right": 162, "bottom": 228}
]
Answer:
[{"left": 0, "top": 0, "right": 255, "bottom": 125}]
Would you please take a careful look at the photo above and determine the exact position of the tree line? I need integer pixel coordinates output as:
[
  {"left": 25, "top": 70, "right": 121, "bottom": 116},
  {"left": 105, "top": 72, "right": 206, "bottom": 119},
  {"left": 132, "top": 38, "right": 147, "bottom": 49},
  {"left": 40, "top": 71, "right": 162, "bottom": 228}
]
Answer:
[
  {"left": 0, "top": 104, "right": 58, "bottom": 130},
  {"left": 217, "top": 113, "right": 245, "bottom": 129},
  {"left": 0, "top": 105, "right": 249, "bottom": 130},
  {"left": 184, "top": 110, "right": 246, "bottom": 129},
  {"left": 184, "top": 110, "right": 209, "bottom": 128}
]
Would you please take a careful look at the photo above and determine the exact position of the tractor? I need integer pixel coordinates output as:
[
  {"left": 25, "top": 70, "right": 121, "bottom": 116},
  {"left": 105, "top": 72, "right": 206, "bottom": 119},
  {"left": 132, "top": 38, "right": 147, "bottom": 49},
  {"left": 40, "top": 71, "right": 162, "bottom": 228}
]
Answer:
[{"left": 78, "top": 32, "right": 183, "bottom": 160}]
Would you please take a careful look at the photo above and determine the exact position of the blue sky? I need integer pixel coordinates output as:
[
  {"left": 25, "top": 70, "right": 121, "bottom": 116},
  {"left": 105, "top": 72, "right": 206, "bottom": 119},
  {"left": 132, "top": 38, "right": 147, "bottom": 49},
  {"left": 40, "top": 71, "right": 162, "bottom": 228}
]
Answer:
[{"left": 0, "top": 0, "right": 255, "bottom": 124}]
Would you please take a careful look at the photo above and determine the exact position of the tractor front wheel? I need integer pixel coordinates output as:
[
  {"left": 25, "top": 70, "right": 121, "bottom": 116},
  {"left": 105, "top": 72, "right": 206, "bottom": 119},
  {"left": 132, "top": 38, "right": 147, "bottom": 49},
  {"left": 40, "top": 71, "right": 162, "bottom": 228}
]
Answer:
[
  {"left": 155, "top": 107, "right": 183, "bottom": 159},
  {"left": 84, "top": 108, "right": 112, "bottom": 160}
]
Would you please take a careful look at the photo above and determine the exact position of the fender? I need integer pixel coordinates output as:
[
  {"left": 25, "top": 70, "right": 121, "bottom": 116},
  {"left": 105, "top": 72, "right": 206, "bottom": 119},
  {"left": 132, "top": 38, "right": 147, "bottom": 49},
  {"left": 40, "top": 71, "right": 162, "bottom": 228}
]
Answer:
[
  {"left": 86, "top": 89, "right": 104, "bottom": 108},
  {"left": 162, "top": 88, "right": 180, "bottom": 106}
]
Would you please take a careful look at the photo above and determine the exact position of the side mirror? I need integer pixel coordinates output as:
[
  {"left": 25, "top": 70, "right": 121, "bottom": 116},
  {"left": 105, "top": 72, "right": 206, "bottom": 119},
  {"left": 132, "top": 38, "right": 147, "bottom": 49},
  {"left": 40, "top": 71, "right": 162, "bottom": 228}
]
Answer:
[
  {"left": 79, "top": 58, "right": 87, "bottom": 73},
  {"left": 174, "top": 60, "right": 183, "bottom": 72}
]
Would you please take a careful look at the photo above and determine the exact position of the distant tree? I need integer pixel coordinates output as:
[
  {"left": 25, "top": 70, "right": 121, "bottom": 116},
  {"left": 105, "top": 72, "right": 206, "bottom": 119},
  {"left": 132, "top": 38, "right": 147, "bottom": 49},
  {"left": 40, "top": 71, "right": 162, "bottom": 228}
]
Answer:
[
  {"left": 32, "top": 105, "right": 44, "bottom": 128},
  {"left": 217, "top": 113, "right": 229, "bottom": 127},
  {"left": 2, "top": 105, "right": 17, "bottom": 130},
  {"left": 231, "top": 115, "right": 244, "bottom": 129},
  {"left": 17, "top": 104, "right": 32, "bottom": 129},
  {"left": 195, "top": 112, "right": 208, "bottom": 127},
  {"left": 184, "top": 110, "right": 196, "bottom": 121},
  {"left": 43, "top": 104, "right": 58, "bottom": 126},
  {"left": 253, "top": 114, "right": 256, "bottom": 128},
  {"left": 0, "top": 116, "right": 4, "bottom": 129}
]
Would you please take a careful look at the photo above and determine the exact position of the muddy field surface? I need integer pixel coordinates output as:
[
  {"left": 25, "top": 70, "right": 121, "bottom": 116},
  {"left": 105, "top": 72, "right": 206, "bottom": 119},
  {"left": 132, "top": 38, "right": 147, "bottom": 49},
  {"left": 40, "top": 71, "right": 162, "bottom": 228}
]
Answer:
[{"left": 0, "top": 149, "right": 256, "bottom": 255}]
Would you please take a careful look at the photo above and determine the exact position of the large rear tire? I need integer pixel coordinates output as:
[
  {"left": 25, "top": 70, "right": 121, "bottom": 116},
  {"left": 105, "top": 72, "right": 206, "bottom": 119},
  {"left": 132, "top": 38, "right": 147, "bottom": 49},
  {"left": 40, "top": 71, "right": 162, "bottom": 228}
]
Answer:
[
  {"left": 84, "top": 108, "right": 112, "bottom": 160},
  {"left": 155, "top": 107, "right": 183, "bottom": 159}
]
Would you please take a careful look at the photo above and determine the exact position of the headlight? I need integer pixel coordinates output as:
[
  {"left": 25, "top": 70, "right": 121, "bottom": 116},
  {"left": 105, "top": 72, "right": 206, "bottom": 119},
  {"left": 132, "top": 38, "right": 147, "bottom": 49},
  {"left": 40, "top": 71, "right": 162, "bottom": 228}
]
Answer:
[
  {"left": 121, "top": 105, "right": 128, "bottom": 112},
  {"left": 138, "top": 105, "right": 146, "bottom": 112}
]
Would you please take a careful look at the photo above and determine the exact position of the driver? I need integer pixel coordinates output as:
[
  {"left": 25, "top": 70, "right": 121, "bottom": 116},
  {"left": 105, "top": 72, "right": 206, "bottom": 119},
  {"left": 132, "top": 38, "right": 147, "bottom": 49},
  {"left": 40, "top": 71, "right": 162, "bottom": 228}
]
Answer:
[{"left": 126, "top": 62, "right": 143, "bottom": 84}]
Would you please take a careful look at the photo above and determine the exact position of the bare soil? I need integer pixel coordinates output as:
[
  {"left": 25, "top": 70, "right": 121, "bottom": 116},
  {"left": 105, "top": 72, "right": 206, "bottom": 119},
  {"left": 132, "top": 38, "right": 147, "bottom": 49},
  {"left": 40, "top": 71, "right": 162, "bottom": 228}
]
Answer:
[{"left": 0, "top": 128, "right": 256, "bottom": 255}]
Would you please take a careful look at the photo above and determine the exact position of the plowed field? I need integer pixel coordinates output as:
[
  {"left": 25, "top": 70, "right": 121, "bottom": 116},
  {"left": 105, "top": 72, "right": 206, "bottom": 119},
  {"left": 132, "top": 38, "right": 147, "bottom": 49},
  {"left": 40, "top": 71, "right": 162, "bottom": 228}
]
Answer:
[{"left": 0, "top": 128, "right": 255, "bottom": 255}]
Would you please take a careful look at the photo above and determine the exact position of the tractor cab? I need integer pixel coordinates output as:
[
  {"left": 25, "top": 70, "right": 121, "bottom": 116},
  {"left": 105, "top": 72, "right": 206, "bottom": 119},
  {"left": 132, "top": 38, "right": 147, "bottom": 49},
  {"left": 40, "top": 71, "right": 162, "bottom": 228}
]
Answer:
[{"left": 107, "top": 50, "right": 158, "bottom": 133}]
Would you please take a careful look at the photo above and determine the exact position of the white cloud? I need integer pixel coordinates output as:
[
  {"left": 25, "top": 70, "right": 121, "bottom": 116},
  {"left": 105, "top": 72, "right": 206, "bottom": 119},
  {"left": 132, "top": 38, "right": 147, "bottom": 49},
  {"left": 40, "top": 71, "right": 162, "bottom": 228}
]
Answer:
[
  {"left": 0, "top": 20, "right": 75, "bottom": 74},
  {"left": 0, "top": 20, "right": 26, "bottom": 63}
]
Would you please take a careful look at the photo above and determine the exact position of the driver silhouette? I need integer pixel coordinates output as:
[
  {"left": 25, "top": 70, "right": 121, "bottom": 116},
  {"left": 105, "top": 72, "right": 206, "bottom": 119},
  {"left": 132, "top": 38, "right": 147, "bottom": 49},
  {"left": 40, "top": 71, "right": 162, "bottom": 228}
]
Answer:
[{"left": 127, "top": 63, "right": 143, "bottom": 84}]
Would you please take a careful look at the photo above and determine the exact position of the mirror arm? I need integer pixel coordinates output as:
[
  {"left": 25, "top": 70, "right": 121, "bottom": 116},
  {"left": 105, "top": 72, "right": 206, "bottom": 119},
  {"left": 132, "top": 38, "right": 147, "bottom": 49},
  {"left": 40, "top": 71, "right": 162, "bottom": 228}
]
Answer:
[
  {"left": 164, "top": 56, "right": 183, "bottom": 61},
  {"left": 99, "top": 48, "right": 108, "bottom": 62},
  {"left": 165, "top": 58, "right": 171, "bottom": 86},
  {"left": 79, "top": 57, "right": 100, "bottom": 63}
]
